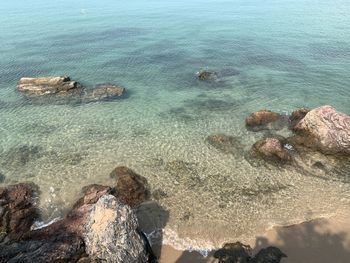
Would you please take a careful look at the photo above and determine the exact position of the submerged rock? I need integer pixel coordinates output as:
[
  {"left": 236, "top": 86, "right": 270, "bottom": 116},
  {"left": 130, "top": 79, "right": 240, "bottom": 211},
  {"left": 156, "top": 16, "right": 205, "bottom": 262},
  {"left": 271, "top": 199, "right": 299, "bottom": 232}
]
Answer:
[
  {"left": 0, "top": 172, "right": 5, "bottom": 183},
  {"left": 0, "top": 183, "right": 40, "bottom": 241},
  {"left": 110, "top": 166, "right": 150, "bottom": 208},
  {"left": 1, "top": 145, "right": 44, "bottom": 167},
  {"left": 17, "top": 76, "right": 82, "bottom": 95},
  {"left": 251, "top": 137, "right": 292, "bottom": 164},
  {"left": 84, "top": 195, "right": 151, "bottom": 263},
  {"left": 196, "top": 70, "right": 218, "bottom": 81},
  {"left": 84, "top": 84, "right": 126, "bottom": 102},
  {"left": 246, "top": 110, "right": 285, "bottom": 131},
  {"left": 206, "top": 134, "right": 244, "bottom": 155},
  {"left": 293, "top": 105, "right": 350, "bottom": 155}
]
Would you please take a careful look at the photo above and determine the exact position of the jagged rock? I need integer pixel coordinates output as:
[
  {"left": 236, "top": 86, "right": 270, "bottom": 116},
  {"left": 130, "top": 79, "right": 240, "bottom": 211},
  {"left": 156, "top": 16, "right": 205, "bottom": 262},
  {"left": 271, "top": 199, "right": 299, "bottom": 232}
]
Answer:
[
  {"left": 0, "top": 183, "right": 40, "bottom": 241},
  {"left": 289, "top": 108, "right": 310, "bottom": 129},
  {"left": 251, "top": 137, "right": 292, "bottom": 164},
  {"left": 206, "top": 134, "right": 244, "bottom": 154},
  {"left": 110, "top": 166, "right": 150, "bottom": 208},
  {"left": 197, "top": 70, "right": 218, "bottom": 81},
  {"left": 246, "top": 110, "right": 285, "bottom": 131},
  {"left": 84, "top": 84, "right": 126, "bottom": 101},
  {"left": 17, "top": 76, "right": 82, "bottom": 95},
  {"left": 213, "top": 242, "right": 252, "bottom": 263},
  {"left": 250, "top": 247, "right": 287, "bottom": 263},
  {"left": 0, "top": 184, "right": 112, "bottom": 263},
  {"left": 84, "top": 195, "right": 150, "bottom": 263},
  {"left": 293, "top": 105, "right": 350, "bottom": 155}
]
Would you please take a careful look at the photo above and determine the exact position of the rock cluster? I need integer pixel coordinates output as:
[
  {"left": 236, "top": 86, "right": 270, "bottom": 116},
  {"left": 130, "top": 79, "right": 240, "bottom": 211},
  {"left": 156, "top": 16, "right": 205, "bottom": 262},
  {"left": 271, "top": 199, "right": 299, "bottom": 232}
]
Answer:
[{"left": 0, "top": 166, "right": 154, "bottom": 262}]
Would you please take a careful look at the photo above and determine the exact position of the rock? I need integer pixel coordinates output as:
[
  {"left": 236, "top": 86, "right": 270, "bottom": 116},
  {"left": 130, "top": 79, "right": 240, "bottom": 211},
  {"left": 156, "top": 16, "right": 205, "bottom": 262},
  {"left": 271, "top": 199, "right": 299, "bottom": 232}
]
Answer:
[
  {"left": 85, "top": 84, "right": 126, "bottom": 101},
  {"left": 1, "top": 145, "right": 44, "bottom": 168},
  {"left": 206, "top": 134, "right": 244, "bottom": 154},
  {"left": 110, "top": 166, "right": 150, "bottom": 208},
  {"left": 289, "top": 108, "right": 310, "bottom": 129},
  {"left": 0, "top": 184, "right": 112, "bottom": 262},
  {"left": 246, "top": 110, "right": 285, "bottom": 131},
  {"left": 197, "top": 70, "right": 218, "bottom": 81},
  {"left": 293, "top": 105, "right": 350, "bottom": 155},
  {"left": 17, "top": 76, "right": 82, "bottom": 95},
  {"left": 250, "top": 247, "right": 287, "bottom": 263},
  {"left": 0, "top": 172, "right": 5, "bottom": 183},
  {"left": 251, "top": 137, "right": 292, "bottom": 164},
  {"left": 213, "top": 242, "right": 286, "bottom": 263},
  {"left": 0, "top": 183, "right": 40, "bottom": 241},
  {"left": 213, "top": 242, "right": 252, "bottom": 263},
  {"left": 84, "top": 195, "right": 151, "bottom": 263}
]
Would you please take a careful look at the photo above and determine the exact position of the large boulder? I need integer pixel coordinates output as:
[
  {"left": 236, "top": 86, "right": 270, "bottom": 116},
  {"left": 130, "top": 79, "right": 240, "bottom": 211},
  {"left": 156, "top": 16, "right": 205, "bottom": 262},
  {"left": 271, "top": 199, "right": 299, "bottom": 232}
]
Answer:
[
  {"left": 293, "top": 105, "right": 350, "bottom": 155},
  {"left": 0, "top": 183, "right": 40, "bottom": 241},
  {"left": 84, "top": 194, "right": 151, "bottom": 263},
  {"left": 17, "top": 76, "right": 82, "bottom": 95},
  {"left": 110, "top": 166, "right": 150, "bottom": 208},
  {"left": 251, "top": 137, "right": 292, "bottom": 164},
  {"left": 0, "top": 184, "right": 112, "bottom": 262},
  {"left": 246, "top": 110, "right": 285, "bottom": 131}
]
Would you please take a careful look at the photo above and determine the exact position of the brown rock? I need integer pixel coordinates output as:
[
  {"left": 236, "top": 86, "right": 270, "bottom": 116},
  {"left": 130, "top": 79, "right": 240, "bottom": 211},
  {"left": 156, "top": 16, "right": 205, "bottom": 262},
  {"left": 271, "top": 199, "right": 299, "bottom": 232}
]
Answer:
[
  {"left": 245, "top": 110, "right": 282, "bottom": 131},
  {"left": 0, "top": 183, "right": 40, "bottom": 241},
  {"left": 293, "top": 105, "right": 350, "bottom": 155},
  {"left": 17, "top": 76, "right": 82, "bottom": 95},
  {"left": 290, "top": 108, "right": 310, "bottom": 129},
  {"left": 110, "top": 166, "right": 150, "bottom": 208},
  {"left": 252, "top": 137, "right": 292, "bottom": 164}
]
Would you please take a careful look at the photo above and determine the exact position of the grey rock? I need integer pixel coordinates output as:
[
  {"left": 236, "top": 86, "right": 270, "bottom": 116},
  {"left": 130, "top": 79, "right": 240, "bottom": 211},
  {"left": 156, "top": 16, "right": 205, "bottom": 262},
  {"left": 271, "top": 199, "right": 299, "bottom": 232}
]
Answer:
[{"left": 84, "top": 195, "right": 150, "bottom": 263}]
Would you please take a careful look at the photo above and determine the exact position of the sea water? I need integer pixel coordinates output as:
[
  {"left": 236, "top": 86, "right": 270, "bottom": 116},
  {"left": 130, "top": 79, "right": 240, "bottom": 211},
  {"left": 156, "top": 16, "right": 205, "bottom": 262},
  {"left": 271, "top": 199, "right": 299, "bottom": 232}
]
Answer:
[{"left": 0, "top": 0, "right": 350, "bottom": 249}]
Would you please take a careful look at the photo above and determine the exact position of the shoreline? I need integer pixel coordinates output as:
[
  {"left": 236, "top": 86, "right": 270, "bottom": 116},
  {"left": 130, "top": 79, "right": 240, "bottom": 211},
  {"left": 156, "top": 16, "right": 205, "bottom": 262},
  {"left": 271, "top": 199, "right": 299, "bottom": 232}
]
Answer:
[{"left": 158, "top": 212, "right": 350, "bottom": 262}]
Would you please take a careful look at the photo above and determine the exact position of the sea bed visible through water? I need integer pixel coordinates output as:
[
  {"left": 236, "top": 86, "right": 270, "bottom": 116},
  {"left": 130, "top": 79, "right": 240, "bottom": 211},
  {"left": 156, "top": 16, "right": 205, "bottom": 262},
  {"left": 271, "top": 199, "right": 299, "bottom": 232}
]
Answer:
[{"left": 0, "top": 0, "right": 350, "bottom": 250}]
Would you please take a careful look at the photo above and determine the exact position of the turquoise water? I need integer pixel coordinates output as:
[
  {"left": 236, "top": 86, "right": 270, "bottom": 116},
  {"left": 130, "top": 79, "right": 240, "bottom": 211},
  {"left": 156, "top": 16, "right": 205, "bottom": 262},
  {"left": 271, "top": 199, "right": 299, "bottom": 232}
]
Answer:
[{"left": 0, "top": 0, "right": 350, "bottom": 249}]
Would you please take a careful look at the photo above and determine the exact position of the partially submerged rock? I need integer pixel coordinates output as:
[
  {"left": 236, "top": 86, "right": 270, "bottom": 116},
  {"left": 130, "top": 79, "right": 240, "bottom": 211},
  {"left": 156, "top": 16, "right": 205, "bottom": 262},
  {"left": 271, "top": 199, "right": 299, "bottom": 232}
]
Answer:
[
  {"left": 84, "top": 194, "right": 151, "bottom": 263},
  {"left": 17, "top": 76, "right": 82, "bottom": 95},
  {"left": 289, "top": 108, "right": 310, "bottom": 130},
  {"left": 251, "top": 137, "right": 292, "bottom": 164},
  {"left": 250, "top": 247, "right": 287, "bottom": 263},
  {"left": 197, "top": 70, "right": 218, "bottom": 81},
  {"left": 293, "top": 105, "right": 350, "bottom": 155},
  {"left": 0, "top": 183, "right": 40, "bottom": 241},
  {"left": 246, "top": 110, "right": 285, "bottom": 131},
  {"left": 110, "top": 166, "right": 150, "bottom": 208}
]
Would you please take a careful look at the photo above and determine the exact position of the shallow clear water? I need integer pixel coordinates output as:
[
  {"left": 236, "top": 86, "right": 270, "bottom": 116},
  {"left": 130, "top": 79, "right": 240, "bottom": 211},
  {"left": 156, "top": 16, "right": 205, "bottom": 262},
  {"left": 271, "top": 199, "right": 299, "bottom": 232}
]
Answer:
[{"left": 0, "top": 0, "right": 350, "bottom": 249}]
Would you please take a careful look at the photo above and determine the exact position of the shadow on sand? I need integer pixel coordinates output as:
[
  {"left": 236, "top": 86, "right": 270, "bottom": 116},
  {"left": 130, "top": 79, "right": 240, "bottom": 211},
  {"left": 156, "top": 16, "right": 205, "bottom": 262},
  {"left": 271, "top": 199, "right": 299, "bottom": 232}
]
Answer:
[{"left": 170, "top": 218, "right": 350, "bottom": 263}]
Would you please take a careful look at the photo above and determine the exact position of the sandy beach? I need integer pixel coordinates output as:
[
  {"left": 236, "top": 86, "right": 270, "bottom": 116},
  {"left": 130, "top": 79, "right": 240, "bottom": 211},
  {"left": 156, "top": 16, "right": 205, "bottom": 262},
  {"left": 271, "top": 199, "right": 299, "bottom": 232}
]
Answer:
[{"left": 159, "top": 212, "right": 350, "bottom": 263}]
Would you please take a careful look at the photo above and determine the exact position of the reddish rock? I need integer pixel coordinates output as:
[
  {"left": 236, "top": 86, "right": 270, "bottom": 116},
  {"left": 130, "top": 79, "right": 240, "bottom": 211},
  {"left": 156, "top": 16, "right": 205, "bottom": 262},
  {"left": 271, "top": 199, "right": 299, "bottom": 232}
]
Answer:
[
  {"left": 293, "top": 105, "right": 350, "bottom": 155},
  {"left": 290, "top": 108, "right": 310, "bottom": 130},
  {"left": 252, "top": 137, "right": 292, "bottom": 163},
  {"left": 110, "top": 166, "right": 150, "bottom": 208},
  {"left": 0, "top": 183, "right": 40, "bottom": 241},
  {"left": 245, "top": 110, "right": 282, "bottom": 131}
]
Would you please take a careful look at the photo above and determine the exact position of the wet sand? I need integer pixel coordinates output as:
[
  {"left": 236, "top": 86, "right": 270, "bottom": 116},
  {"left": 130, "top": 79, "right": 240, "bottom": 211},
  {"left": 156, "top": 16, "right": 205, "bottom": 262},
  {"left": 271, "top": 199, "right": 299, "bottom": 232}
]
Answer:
[{"left": 158, "top": 212, "right": 350, "bottom": 263}]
